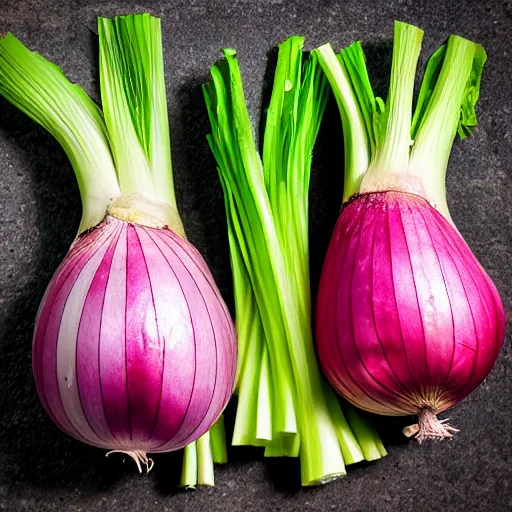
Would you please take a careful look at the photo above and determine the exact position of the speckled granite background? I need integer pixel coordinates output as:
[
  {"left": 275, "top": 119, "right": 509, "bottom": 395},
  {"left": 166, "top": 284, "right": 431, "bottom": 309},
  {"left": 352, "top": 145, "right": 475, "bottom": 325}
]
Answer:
[{"left": 0, "top": 0, "right": 510, "bottom": 511}]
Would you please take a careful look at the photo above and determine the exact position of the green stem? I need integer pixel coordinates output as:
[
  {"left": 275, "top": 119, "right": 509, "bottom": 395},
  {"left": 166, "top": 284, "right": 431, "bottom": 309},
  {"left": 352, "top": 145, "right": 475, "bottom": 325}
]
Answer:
[
  {"left": 210, "top": 415, "right": 228, "bottom": 463},
  {"left": 0, "top": 34, "right": 120, "bottom": 233},
  {"left": 361, "top": 21, "right": 423, "bottom": 190},
  {"left": 196, "top": 431, "right": 215, "bottom": 486},
  {"left": 409, "top": 36, "right": 486, "bottom": 220},
  {"left": 180, "top": 442, "right": 198, "bottom": 489},
  {"left": 313, "top": 44, "right": 370, "bottom": 202},
  {"left": 97, "top": 14, "right": 182, "bottom": 232}
]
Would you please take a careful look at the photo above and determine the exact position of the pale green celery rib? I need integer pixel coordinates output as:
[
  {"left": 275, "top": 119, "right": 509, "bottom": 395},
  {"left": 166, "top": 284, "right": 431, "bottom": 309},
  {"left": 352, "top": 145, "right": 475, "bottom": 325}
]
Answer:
[
  {"left": 179, "top": 419, "right": 226, "bottom": 488},
  {"left": 196, "top": 431, "right": 215, "bottom": 486},
  {"left": 0, "top": 33, "right": 120, "bottom": 233},
  {"left": 409, "top": 35, "right": 485, "bottom": 221},
  {"left": 98, "top": 14, "right": 177, "bottom": 209},
  {"left": 180, "top": 442, "right": 198, "bottom": 489},
  {"left": 262, "top": 38, "right": 348, "bottom": 485},
  {"left": 342, "top": 402, "right": 388, "bottom": 460},
  {"left": 231, "top": 312, "right": 267, "bottom": 445},
  {"left": 210, "top": 415, "right": 228, "bottom": 464},
  {"left": 324, "top": 386, "right": 363, "bottom": 466},
  {"left": 230, "top": 209, "right": 259, "bottom": 393},
  {"left": 255, "top": 342, "right": 273, "bottom": 444},
  {"left": 313, "top": 44, "right": 370, "bottom": 202},
  {"left": 219, "top": 173, "right": 272, "bottom": 447},
  {"left": 264, "top": 432, "right": 300, "bottom": 457},
  {"left": 365, "top": 21, "right": 424, "bottom": 178}
]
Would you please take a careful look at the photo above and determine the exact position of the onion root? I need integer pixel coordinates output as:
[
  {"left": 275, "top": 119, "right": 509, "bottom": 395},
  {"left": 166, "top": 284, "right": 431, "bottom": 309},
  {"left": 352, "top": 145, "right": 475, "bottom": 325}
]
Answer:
[
  {"left": 106, "top": 450, "right": 154, "bottom": 473},
  {"left": 403, "top": 409, "right": 459, "bottom": 443}
]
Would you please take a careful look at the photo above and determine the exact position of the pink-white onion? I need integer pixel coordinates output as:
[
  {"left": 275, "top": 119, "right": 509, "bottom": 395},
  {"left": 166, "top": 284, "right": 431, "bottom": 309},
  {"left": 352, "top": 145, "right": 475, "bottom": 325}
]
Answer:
[
  {"left": 316, "top": 191, "right": 505, "bottom": 441},
  {"left": 33, "top": 216, "right": 236, "bottom": 467}
]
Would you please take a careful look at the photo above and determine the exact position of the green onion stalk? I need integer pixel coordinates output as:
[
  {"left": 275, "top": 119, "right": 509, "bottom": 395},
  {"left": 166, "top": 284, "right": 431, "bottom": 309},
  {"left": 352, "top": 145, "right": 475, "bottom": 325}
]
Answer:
[
  {"left": 203, "top": 37, "right": 386, "bottom": 486},
  {"left": 313, "top": 20, "right": 485, "bottom": 218}
]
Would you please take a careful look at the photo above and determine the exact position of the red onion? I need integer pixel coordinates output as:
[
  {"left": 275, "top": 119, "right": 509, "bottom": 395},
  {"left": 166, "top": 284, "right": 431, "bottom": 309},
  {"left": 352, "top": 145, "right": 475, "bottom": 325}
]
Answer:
[
  {"left": 33, "top": 216, "right": 236, "bottom": 469},
  {"left": 316, "top": 192, "right": 505, "bottom": 440},
  {"left": 314, "top": 22, "right": 505, "bottom": 441}
]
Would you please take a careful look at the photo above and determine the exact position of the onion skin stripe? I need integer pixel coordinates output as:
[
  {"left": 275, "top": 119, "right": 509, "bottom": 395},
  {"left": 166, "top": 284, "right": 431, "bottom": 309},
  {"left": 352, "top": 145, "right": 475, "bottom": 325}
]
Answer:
[
  {"left": 357, "top": 205, "right": 417, "bottom": 403},
  {"left": 76, "top": 223, "right": 123, "bottom": 445},
  {"left": 140, "top": 228, "right": 197, "bottom": 450},
  {"left": 97, "top": 226, "right": 125, "bottom": 445},
  {"left": 36, "top": 226, "right": 114, "bottom": 445},
  {"left": 433, "top": 210, "right": 504, "bottom": 399},
  {"left": 433, "top": 216, "right": 485, "bottom": 402},
  {"left": 418, "top": 206, "right": 472, "bottom": 392},
  {"left": 56, "top": 229, "right": 115, "bottom": 445},
  {"left": 124, "top": 224, "right": 165, "bottom": 443},
  {"left": 99, "top": 224, "right": 131, "bottom": 443},
  {"left": 316, "top": 209, "right": 363, "bottom": 406},
  {"left": 412, "top": 202, "right": 458, "bottom": 389},
  {"left": 334, "top": 206, "right": 405, "bottom": 414},
  {"left": 384, "top": 206, "right": 415, "bottom": 388},
  {"left": 373, "top": 203, "right": 415, "bottom": 390},
  {"left": 435, "top": 213, "right": 490, "bottom": 394},
  {"left": 134, "top": 227, "right": 169, "bottom": 444},
  {"left": 33, "top": 225, "right": 112, "bottom": 432},
  {"left": 163, "top": 228, "right": 237, "bottom": 401},
  {"left": 394, "top": 203, "right": 431, "bottom": 389},
  {"left": 344, "top": 205, "right": 410, "bottom": 413},
  {"left": 161, "top": 231, "right": 232, "bottom": 441},
  {"left": 369, "top": 222, "right": 412, "bottom": 398},
  {"left": 324, "top": 210, "right": 378, "bottom": 407}
]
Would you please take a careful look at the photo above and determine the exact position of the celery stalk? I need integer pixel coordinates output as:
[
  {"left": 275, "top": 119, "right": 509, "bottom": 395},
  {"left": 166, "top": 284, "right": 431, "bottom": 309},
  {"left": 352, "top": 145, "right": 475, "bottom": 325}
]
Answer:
[{"left": 204, "top": 37, "right": 387, "bottom": 486}]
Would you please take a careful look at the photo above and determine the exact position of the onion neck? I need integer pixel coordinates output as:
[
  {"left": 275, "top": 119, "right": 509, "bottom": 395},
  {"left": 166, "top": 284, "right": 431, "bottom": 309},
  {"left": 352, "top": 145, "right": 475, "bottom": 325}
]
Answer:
[{"left": 107, "top": 193, "right": 185, "bottom": 236}]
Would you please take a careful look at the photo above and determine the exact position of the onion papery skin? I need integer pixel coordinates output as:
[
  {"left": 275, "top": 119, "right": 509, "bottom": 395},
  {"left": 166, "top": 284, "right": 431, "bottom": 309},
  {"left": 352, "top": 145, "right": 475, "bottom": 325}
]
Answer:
[
  {"left": 316, "top": 191, "right": 505, "bottom": 422},
  {"left": 33, "top": 216, "right": 236, "bottom": 454}
]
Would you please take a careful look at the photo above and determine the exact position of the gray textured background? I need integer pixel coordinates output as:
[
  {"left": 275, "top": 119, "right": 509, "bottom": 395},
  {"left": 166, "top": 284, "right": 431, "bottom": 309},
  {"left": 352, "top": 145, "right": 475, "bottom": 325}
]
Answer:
[{"left": 0, "top": 0, "right": 511, "bottom": 511}]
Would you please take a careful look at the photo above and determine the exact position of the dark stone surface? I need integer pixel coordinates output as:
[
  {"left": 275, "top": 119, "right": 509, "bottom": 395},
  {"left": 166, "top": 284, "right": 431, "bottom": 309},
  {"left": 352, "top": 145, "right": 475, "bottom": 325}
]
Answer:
[{"left": 0, "top": 0, "right": 510, "bottom": 510}]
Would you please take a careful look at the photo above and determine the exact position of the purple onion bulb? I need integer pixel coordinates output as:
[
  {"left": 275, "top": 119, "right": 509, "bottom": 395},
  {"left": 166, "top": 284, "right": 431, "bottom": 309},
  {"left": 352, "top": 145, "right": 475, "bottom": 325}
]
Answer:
[
  {"left": 316, "top": 191, "right": 505, "bottom": 441},
  {"left": 33, "top": 216, "right": 236, "bottom": 467}
]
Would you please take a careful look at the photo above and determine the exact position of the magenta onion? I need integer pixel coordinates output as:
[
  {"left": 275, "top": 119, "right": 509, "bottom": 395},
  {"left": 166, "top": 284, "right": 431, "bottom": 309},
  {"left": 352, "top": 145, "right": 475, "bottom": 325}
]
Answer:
[
  {"left": 33, "top": 217, "right": 235, "bottom": 468},
  {"left": 316, "top": 192, "right": 505, "bottom": 440},
  {"left": 0, "top": 15, "right": 237, "bottom": 472},
  {"left": 314, "top": 23, "right": 506, "bottom": 441}
]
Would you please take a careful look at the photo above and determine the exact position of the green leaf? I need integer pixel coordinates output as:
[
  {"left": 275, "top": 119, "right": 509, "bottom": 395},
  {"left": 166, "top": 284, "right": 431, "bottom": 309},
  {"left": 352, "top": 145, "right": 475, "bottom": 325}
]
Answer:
[
  {"left": 458, "top": 44, "right": 486, "bottom": 139},
  {"left": 339, "top": 41, "right": 377, "bottom": 153},
  {"left": 409, "top": 34, "right": 484, "bottom": 221},
  {"left": 411, "top": 44, "right": 446, "bottom": 139}
]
